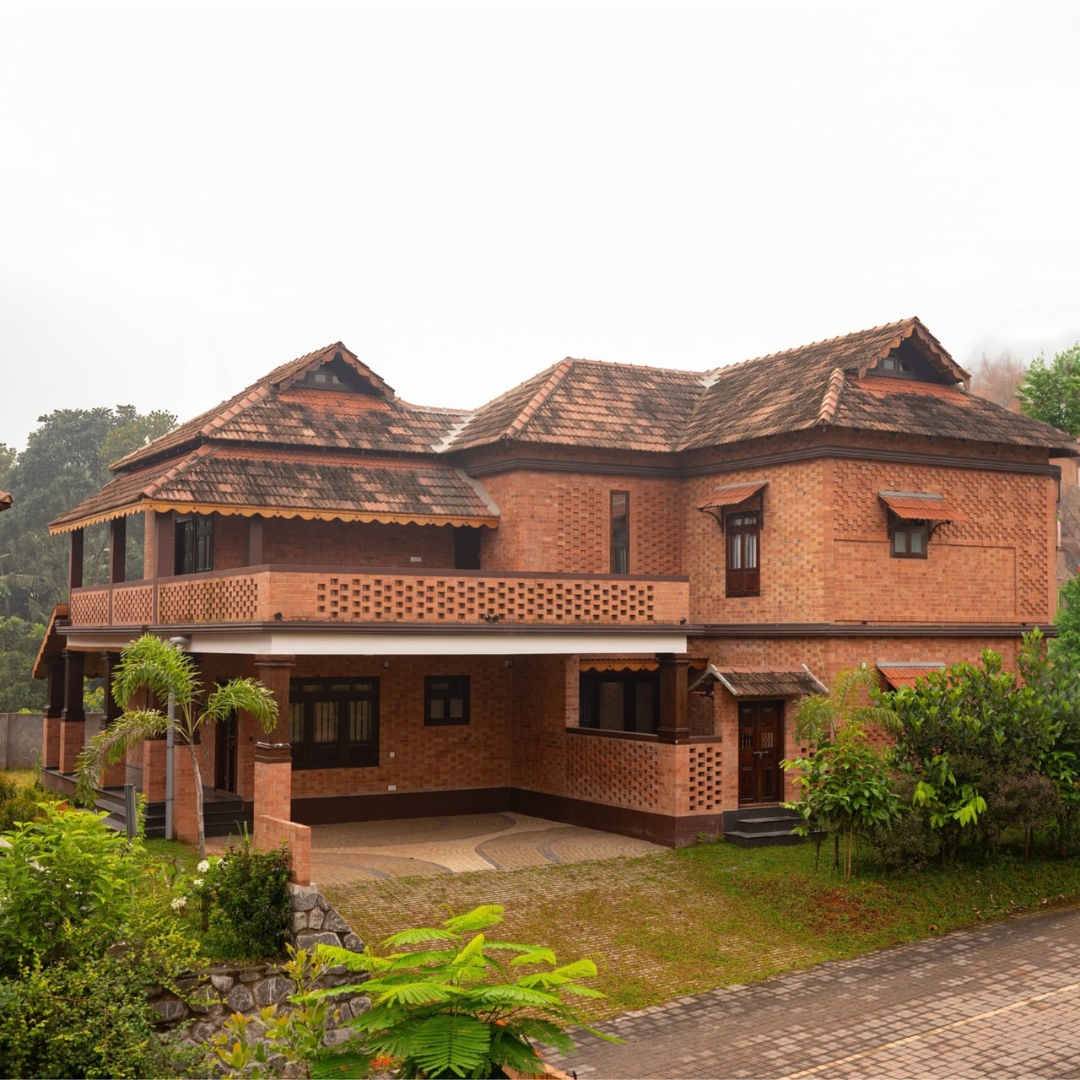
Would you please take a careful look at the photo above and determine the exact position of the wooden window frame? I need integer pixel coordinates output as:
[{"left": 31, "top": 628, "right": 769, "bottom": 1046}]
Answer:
[
  {"left": 174, "top": 513, "right": 213, "bottom": 575},
  {"left": 289, "top": 677, "right": 379, "bottom": 769},
  {"left": 578, "top": 671, "right": 659, "bottom": 733},
  {"left": 610, "top": 491, "right": 630, "bottom": 574},
  {"left": 425, "top": 676, "right": 471, "bottom": 726},
  {"left": 725, "top": 510, "right": 760, "bottom": 597},
  {"left": 890, "top": 520, "right": 929, "bottom": 559}
]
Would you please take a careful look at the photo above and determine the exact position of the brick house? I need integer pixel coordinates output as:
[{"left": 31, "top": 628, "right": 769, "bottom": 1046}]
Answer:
[{"left": 38, "top": 317, "right": 1077, "bottom": 856}]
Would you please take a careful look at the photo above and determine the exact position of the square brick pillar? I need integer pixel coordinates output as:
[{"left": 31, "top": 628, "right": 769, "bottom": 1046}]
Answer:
[
  {"left": 657, "top": 653, "right": 690, "bottom": 744},
  {"left": 252, "top": 657, "right": 299, "bottom": 877},
  {"left": 42, "top": 656, "right": 65, "bottom": 769},
  {"left": 101, "top": 651, "right": 127, "bottom": 788},
  {"left": 59, "top": 650, "right": 86, "bottom": 774},
  {"left": 172, "top": 741, "right": 202, "bottom": 845}
]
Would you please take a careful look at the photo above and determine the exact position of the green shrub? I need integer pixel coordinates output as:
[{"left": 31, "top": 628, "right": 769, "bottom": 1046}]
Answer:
[
  {"left": 0, "top": 804, "right": 140, "bottom": 975},
  {"left": 0, "top": 776, "right": 59, "bottom": 835},
  {"left": 0, "top": 957, "right": 163, "bottom": 1079},
  {"left": 200, "top": 840, "right": 291, "bottom": 959}
]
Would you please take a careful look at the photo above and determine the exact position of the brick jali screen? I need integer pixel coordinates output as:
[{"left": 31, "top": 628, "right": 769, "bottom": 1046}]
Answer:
[
  {"left": 685, "top": 742, "right": 721, "bottom": 812},
  {"left": 158, "top": 576, "right": 262, "bottom": 623},
  {"left": 112, "top": 584, "right": 154, "bottom": 625},
  {"left": 565, "top": 735, "right": 662, "bottom": 811},
  {"left": 316, "top": 575, "right": 663, "bottom": 623}
]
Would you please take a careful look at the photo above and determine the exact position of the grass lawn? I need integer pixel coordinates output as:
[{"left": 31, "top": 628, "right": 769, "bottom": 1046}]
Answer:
[{"left": 323, "top": 839, "right": 1080, "bottom": 1021}]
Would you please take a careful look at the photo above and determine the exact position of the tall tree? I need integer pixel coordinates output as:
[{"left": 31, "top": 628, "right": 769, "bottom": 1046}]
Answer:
[
  {"left": 970, "top": 351, "right": 1027, "bottom": 411},
  {"left": 0, "top": 407, "right": 175, "bottom": 620},
  {"left": 1018, "top": 343, "right": 1080, "bottom": 436}
]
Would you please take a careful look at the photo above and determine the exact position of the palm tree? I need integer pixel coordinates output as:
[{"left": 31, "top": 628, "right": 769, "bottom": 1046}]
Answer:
[
  {"left": 789, "top": 664, "right": 900, "bottom": 746},
  {"left": 76, "top": 633, "right": 278, "bottom": 859}
]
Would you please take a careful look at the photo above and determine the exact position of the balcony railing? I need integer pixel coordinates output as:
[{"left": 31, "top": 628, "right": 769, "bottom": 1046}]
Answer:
[{"left": 68, "top": 566, "right": 691, "bottom": 628}]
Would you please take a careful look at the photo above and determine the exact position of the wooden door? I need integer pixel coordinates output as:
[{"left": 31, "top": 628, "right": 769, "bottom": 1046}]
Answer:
[
  {"left": 214, "top": 714, "right": 238, "bottom": 793},
  {"left": 738, "top": 701, "right": 783, "bottom": 804}
]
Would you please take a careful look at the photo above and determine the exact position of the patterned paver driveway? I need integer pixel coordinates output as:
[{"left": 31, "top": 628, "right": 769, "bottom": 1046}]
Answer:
[
  {"left": 303, "top": 812, "right": 662, "bottom": 886},
  {"left": 548, "top": 904, "right": 1080, "bottom": 1080}
]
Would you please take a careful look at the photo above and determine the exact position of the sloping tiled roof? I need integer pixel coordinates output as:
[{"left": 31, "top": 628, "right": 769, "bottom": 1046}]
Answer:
[
  {"left": 0, "top": 490, "right": 11, "bottom": 511},
  {"left": 112, "top": 343, "right": 465, "bottom": 471},
  {"left": 451, "top": 357, "right": 704, "bottom": 452},
  {"left": 691, "top": 664, "right": 828, "bottom": 698},
  {"left": 449, "top": 318, "right": 1075, "bottom": 456},
  {"left": 877, "top": 662, "right": 946, "bottom": 688},
  {"left": 49, "top": 445, "right": 498, "bottom": 532}
]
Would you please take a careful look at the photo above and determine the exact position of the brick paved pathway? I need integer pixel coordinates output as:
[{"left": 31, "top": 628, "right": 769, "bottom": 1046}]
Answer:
[{"left": 547, "top": 904, "right": 1080, "bottom": 1079}]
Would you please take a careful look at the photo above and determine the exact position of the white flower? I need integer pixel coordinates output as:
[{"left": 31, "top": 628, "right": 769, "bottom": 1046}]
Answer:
[
  {"left": 197, "top": 859, "right": 210, "bottom": 874},
  {"left": 170, "top": 896, "right": 188, "bottom": 912},
  {"left": 192, "top": 878, "right": 204, "bottom": 889}
]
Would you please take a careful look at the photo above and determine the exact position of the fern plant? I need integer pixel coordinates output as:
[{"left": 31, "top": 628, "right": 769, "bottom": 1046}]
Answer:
[{"left": 310, "top": 904, "right": 620, "bottom": 1079}]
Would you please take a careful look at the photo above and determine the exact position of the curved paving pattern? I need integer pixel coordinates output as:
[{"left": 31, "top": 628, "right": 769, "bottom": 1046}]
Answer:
[{"left": 306, "top": 812, "right": 663, "bottom": 887}]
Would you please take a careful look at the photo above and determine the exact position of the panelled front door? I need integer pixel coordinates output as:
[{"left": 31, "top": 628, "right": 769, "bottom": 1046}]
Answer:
[
  {"left": 738, "top": 700, "right": 783, "bottom": 804},
  {"left": 215, "top": 714, "right": 238, "bottom": 793}
]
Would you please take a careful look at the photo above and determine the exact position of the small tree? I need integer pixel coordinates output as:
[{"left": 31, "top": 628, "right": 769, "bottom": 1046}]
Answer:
[
  {"left": 1018, "top": 343, "right": 1080, "bottom": 436},
  {"left": 75, "top": 633, "right": 278, "bottom": 859}
]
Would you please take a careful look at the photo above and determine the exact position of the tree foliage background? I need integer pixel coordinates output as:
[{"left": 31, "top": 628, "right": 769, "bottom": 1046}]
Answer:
[
  {"left": 0, "top": 406, "right": 175, "bottom": 711},
  {"left": 1018, "top": 343, "right": 1080, "bottom": 436}
]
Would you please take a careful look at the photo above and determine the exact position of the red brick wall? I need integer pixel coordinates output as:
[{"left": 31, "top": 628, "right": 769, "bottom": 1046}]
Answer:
[
  {"left": 261, "top": 518, "right": 456, "bottom": 569},
  {"left": 509, "top": 655, "right": 576, "bottom": 794},
  {"left": 479, "top": 470, "right": 683, "bottom": 575}
]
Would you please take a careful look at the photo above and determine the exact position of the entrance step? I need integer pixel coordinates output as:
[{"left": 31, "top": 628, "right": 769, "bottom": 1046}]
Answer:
[{"left": 721, "top": 805, "right": 806, "bottom": 848}]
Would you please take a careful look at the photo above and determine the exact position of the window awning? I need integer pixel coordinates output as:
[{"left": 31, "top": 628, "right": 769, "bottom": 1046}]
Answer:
[
  {"left": 697, "top": 481, "right": 766, "bottom": 514},
  {"left": 877, "top": 662, "right": 946, "bottom": 688},
  {"left": 879, "top": 492, "right": 967, "bottom": 522},
  {"left": 689, "top": 663, "right": 827, "bottom": 698}
]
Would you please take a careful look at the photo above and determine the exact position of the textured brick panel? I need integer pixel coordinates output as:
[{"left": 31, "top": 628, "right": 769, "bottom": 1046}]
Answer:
[
  {"left": 112, "top": 584, "right": 154, "bottom": 625},
  {"left": 566, "top": 736, "right": 663, "bottom": 812},
  {"left": 70, "top": 588, "right": 109, "bottom": 625},
  {"left": 159, "top": 574, "right": 264, "bottom": 623},
  {"left": 685, "top": 743, "right": 721, "bottom": 813}
]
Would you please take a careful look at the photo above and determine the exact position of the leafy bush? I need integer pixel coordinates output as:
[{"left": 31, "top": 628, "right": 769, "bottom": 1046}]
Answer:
[
  {"left": 313, "top": 903, "right": 619, "bottom": 1080},
  {"left": 200, "top": 839, "right": 291, "bottom": 959},
  {"left": 0, "top": 775, "right": 60, "bottom": 835},
  {"left": 0, "top": 957, "right": 164, "bottom": 1079},
  {"left": 0, "top": 804, "right": 140, "bottom": 975}
]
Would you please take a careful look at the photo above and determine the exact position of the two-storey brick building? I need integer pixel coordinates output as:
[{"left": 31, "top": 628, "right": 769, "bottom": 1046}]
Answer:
[{"left": 39, "top": 317, "right": 1076, "bottom": 852}]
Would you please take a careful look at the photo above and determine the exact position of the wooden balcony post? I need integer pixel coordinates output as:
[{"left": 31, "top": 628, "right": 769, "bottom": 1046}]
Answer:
[
  {"left": 657, "top": 653, "right": 690, "bottom": 744},
  {"left": 42, "top": 656, "right": 65, "bottom": 769},
  {"left": 59, "top": 649, "right": 86, "bottom": 773},
  {"left": 69, "top": 528, "right": 84, "bottom": 591},
  {"left": 247, "top": 515, "right": 264, "bottom": 566},
  {"left": 109, "top": 517, "right": 126, "bottom": 584}
]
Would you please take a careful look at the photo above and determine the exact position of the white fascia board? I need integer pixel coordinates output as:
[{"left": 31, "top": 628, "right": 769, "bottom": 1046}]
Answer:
[{"left": 188, "top": 631, "right": 688, "bottom": 656}]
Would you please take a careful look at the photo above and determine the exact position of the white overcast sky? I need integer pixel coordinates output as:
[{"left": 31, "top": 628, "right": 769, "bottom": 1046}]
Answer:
[{"left": 3, "top": 0, "right": 1080, "bottom": 452}]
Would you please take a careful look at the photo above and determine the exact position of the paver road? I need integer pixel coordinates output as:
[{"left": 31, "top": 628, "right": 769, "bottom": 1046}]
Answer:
[{"left": 547, "top": 904, "right": 1080, "bottom": 1079}]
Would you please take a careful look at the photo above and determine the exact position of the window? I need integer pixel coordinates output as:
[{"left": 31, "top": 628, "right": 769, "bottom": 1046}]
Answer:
[
  {"left": 610, "top": 491, "right": 629, "bottom": 574},
  {"left": 726, "top": 511, "right": 760, "bottom": 597},
  {"left": 289, "top": 678, "right": 379, "bottom": 768},
  {"left": 425, "top": 676, "right": 470, "bottom": 725},
  {"left": 891, "top": 521, "right": 928, "bottom": 559},
  {"left": 579, "top": 671, "right": 659, "bottom": 733},
  {"left": 174, "top": 514, "right": 213, "bottom": 575}
]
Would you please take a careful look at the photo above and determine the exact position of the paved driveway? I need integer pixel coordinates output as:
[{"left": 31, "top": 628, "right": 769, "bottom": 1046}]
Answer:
[
  {"left": 302, "top": 812, "right": 662, "bottom": 886},
  {"left": 547, "top": 904, "right": 1080, "bottom": 1079}
]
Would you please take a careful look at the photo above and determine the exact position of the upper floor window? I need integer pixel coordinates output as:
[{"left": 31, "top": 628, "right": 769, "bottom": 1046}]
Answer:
[
  {"left": 726, "top": 511, "right": 760, "bottom": 597},
  {"left": 891, "top": 521, "right": 928, "bottom": 559},
  {"left": 174, "top": 514, "right": 213, "bottom": 575},
  {"left": 611, "top": 491, "right": 629, "bottom": 574},
  {"left": 454, "top": 526, "right": 481, "bottom": 570}
]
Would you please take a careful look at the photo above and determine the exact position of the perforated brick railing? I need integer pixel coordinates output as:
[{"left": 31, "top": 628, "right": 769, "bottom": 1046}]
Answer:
[
  {"left": 685, "top": 742, "right": 721, "bottom": 812},
  {"left": 158, "top": 575, "right": 264, "bottom": 623},
  {"left": 310, "top": 573, "right": 687, "bottom": 624},
  {"left": 566, "top": 734, "right": 663, "bottom": 811},
  {"left": 112, "top": 584, "right": 154, "bottom": 625}
]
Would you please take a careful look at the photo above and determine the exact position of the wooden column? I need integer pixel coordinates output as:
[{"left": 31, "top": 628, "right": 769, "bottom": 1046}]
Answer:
[
  {"left": 656, "top": 653, "right": 690, "bottom": 744},
  {"left": 59, "top": 649, "right": 86, "bottom": 773},
  {"left": 41, "top": 656, "right": 65, "bottom": 769},
  {"left": 69, "top": 528, "right": 84, "bottom": 590},
  {"left": 101, "top": 651, "right": 126, "bottom": 787},
  {"left": 153, "top": 511, "right": 175, "bottom": 578},
  {"left": 247, "top": 514, "right": 264, "bottom": 566},
  {"left": 109, "top": 517, "right": 126, "bottom": 584},
  {"left": 252, "top": 656, "right": 295, "bottom": 826}
]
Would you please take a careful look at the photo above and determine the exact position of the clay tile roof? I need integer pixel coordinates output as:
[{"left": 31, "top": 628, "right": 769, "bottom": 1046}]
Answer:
[
  {"left": 877, "top": 662, "right": 946, "bottom": 688},
  {"left": 691, "top": 664, "right": 828, "bottom": 698},
  {"left": 48, "top": 445, "right": 498, "bottom": 533},
  {"left": 110, "top": 343, "right": 464, "bottom": 472},
  {"left": 451, "top": 358, "right": 704, "bottom": 453},
  {"left": 0, "top": 490, "right": 11, "bottom": 512},
  {"left": 879, "top": 491, "right": 967, "bottom": 521}
]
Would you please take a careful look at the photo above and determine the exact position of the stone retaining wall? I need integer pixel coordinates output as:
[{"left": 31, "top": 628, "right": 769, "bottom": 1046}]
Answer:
[{"left": 150, "top": 881, "right": 370, "bottom": 1057}]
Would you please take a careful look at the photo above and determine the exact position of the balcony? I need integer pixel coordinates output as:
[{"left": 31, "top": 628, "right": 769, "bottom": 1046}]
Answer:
[{"left": 68, "top": 566, "right": 691, "bottom": 629}]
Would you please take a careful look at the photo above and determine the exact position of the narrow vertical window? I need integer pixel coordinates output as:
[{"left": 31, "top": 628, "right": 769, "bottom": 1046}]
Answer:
[
  {"left": 610, "top": 491, "right": 629, "bottom": 574},
  {"left": 726, "top": 511, "right": 760, "bottom": 597}
]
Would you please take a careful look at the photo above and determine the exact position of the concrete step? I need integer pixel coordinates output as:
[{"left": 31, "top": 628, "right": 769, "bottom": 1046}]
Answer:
[
  {"left": 724, "top": 828, "right": 807, "bottom": 848},
  {"left": 731, "top": 813, "right": 801, "bottom": 835}
]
